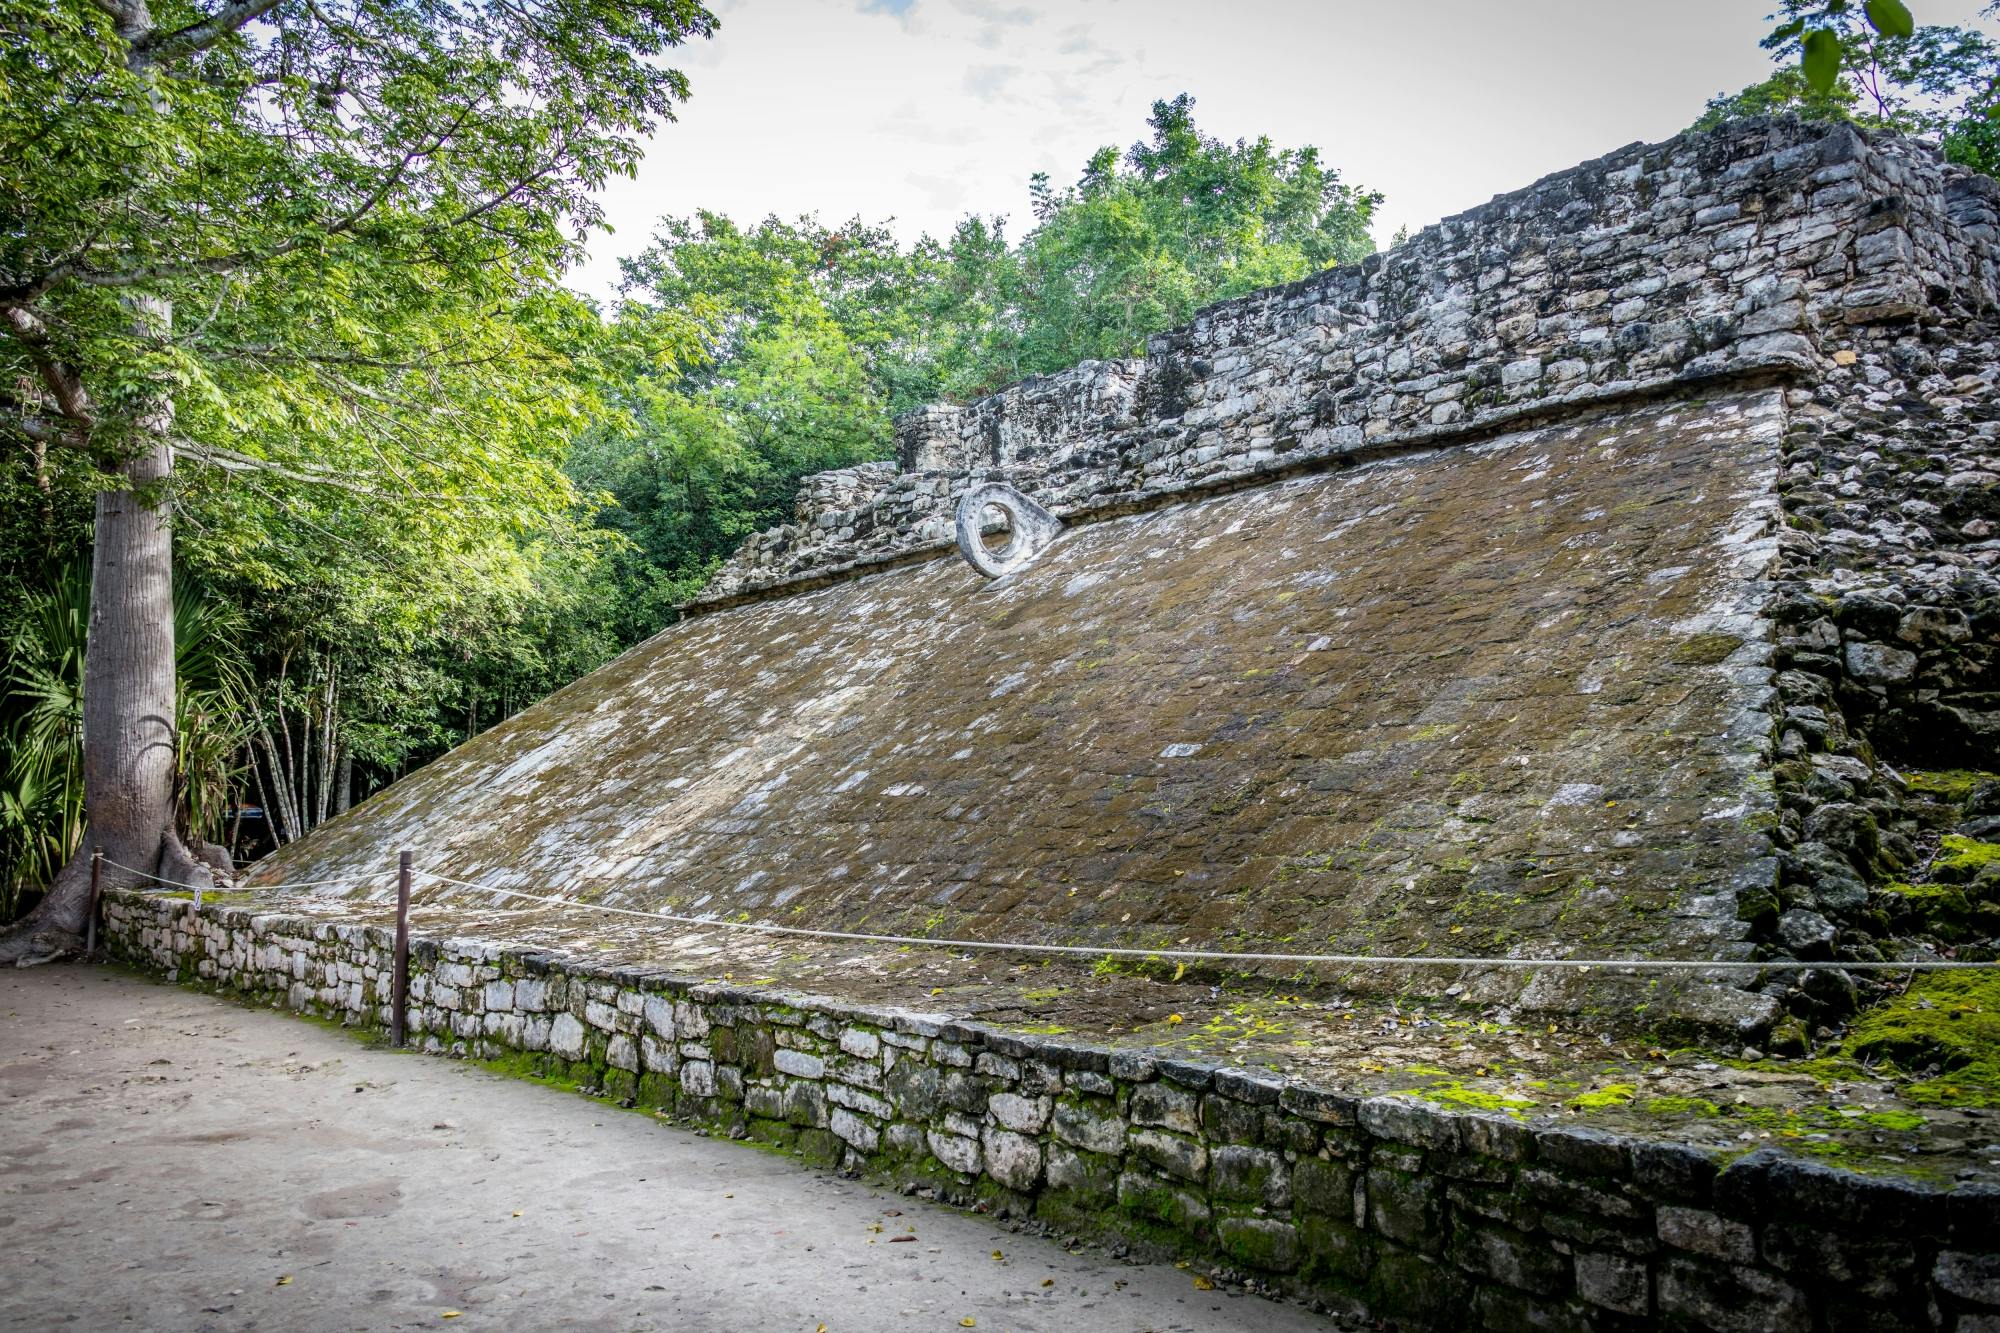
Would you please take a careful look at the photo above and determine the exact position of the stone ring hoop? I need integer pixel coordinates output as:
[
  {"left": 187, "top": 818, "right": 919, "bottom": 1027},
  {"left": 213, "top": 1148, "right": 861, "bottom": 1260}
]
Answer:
[{"left": 954, "top": 483, "right": 1063, "bottom": 579}]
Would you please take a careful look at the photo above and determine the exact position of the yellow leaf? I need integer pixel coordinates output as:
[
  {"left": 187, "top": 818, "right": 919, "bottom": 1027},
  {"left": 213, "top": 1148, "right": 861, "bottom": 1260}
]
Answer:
[
  {"left": 1172, "top": 962, "right": 1186, "bottom": 981},
  {"left": 275, "top": 1276, "right": 292, "bottom": 1287},
  {"left": 1193, "top": 1275, "right": 1216, "bottom": 1291},
  {"left": 990, "top": 1249, "right": 1003, "bottom": 1261},
  {"left": 441, "top": 1313, "right": 462, "bottom": 1321},
  {"left": 1040, "top": 1278, "right": 1054, "bottom": 1288},
  {"left": 1166, "top": 1013, "right": 1184, "bottom": 1025},
  {"left": 817, "top": 1325, "right": 827, "bottom": 1332},
  {"left": 960, "top": 1320, "right": 977, "bottom": 1328}
]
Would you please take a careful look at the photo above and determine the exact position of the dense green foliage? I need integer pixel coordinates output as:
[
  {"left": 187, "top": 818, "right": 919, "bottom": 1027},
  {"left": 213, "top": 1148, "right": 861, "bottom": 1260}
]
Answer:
[
  {"left": 1699, "top": 0, "right": 2000, "bottom": 173},
  {"left": 583, "top": 96, "right": 1380, "bottom": 633},
  {"left": 1, "top": 0, "right": 716, "bottom": 910}
]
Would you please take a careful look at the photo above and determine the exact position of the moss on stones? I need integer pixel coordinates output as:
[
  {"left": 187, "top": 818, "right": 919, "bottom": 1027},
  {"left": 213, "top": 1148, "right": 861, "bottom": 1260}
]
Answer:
[
  {"left": 1904, "top": 770, "right": 1997, "bottom": 804},
  {"left": 1567, "top": 1083, "right": 1637, "bottom": 1110},
  {"left": 1931, "top": 835, "right": 2000, "bottom": 886},
  {"left": 1839, "top": 971, "right": 2000, "bottom": 1108},
  {"left": 1877, "top": 881, "right": 1986, "bottom": 939},
  {"left": 1669, "top": 633, "right": 1745, "bottom": 666}
]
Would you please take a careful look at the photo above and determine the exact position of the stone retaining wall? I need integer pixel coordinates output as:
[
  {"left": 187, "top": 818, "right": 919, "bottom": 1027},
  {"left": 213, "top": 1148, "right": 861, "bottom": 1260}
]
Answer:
[
  {"left": 692, "top": 118, "right": 1999, "bottom": 610},
  {"left": 105, "top": 890, "right": 2000, "bottom": 1332}
]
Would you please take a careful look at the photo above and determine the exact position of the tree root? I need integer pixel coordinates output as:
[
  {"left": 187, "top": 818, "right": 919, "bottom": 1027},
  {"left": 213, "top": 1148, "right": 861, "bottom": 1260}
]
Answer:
[
  {"left": 0, "top": 926, "right": 84, "bottom": 968},
  {"left": 0, "top": 823, "right": 201, "bottom": 966},
  {"left": 159, "top": 830, "right": 218, "bottom": 893}
]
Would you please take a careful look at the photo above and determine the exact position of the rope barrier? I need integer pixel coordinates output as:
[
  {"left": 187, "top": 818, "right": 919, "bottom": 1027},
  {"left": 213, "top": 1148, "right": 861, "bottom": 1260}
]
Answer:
[
  {"left": 97, "top": 857, "right": 380, "bottom": 894},
  {"left": 102, "top": 854, "right": 2000, "bottom": 974},
  {"left": 409, "top": 868, "right": 2000, "bottom": 973}
]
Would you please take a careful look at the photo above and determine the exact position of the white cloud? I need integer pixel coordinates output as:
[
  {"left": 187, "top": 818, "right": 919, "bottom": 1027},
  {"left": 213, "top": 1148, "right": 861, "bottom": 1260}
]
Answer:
[
  {"left": 964, "top": 63, "right": 1022, "bottom": 99},
  {"left": 568, "top": 0, "right": 1997, "bottom": 303}
]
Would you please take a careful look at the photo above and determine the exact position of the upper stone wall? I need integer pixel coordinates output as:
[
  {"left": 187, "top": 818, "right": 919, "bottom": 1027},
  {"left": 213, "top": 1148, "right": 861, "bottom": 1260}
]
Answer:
[{"left": 695, "top": 118, "right": 1998, "bottom": 610}]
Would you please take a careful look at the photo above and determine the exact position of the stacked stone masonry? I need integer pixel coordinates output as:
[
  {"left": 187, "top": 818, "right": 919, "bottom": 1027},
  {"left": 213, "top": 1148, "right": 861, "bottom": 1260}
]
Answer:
[
  {"left": 105, "top": 890, "right": 2000, "bottom": 1333},
  {"left": 696, "top": 117, "right": 1997, "bottom": 609}
]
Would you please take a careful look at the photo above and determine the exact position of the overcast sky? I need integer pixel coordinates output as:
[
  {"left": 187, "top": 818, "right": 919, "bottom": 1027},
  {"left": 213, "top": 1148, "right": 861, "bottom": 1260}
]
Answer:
[{"left": 568, "top": 0, "right": 1994, "bottom": 301}]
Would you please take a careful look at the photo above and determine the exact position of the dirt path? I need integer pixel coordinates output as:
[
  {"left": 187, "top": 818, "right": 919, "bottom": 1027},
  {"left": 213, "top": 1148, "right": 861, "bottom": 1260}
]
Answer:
[{"left": 0, "top": 965, "right": 1338, "bottom": 1331}]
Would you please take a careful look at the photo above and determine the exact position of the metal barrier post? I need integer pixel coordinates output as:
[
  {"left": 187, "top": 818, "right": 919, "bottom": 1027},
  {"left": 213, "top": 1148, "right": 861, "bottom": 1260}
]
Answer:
[{"left": 391, "top": 850, "right": 412, "bottom": 1047}]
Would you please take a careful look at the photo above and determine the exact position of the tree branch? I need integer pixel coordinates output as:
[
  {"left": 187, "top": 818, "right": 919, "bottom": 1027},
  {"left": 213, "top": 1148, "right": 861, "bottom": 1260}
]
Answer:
[
  {"left": 0, "top": 305, "right": 98, "bottom": 438},
  {"left": 131, "top": 0, "right": 285, "bottom": 69}
]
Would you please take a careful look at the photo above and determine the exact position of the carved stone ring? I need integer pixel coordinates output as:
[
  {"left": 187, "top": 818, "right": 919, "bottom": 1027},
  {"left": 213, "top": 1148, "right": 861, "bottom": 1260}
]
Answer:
[{"left": 954, "top": 483, "right": 1062, "bottom": 579}]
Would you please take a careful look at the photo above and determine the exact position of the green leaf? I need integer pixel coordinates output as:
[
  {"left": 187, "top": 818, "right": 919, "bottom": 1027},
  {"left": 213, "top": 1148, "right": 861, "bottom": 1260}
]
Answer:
[
  {"left": 1802, "top": 29, "right": 1843, "bottom": 95},
  {"left": 1863, "top": 0, "right": 1915, "bottom": 40}
]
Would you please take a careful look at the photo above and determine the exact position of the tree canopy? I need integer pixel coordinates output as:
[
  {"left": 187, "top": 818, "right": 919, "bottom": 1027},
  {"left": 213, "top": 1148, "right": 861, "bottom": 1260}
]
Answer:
[
  {"left": 0, "top": 0, "right": 716, "bottom": 942},
  {"left": 1699, "top": 0, "right": 2000, "bottom": 173}
]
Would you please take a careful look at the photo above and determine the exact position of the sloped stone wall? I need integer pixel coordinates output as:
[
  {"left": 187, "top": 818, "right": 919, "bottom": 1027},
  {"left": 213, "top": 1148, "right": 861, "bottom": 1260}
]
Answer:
[
  {"left": 242, "top": 388, "right": 1795, "bottom": 1035},
  {"left": 696, "top": 118, "right": 1996, "bottom": 611},
  {"left": 104, "top": 889, "right": 2000, "bottom": 1332}
]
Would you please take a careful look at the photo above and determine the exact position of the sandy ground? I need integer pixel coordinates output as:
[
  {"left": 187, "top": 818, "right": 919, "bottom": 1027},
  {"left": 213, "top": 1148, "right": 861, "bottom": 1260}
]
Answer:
[{"left": 0, "top": 965, "right": 1338, "bottom": 1333}]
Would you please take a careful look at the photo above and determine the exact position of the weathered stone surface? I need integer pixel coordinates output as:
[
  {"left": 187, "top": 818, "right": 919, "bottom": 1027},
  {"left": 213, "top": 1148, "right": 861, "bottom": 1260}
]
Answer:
[
  {"left": 244, "top": 389, "right": 1792, "bottom": 1027},
  {"left": 1575, "top": 1250, "right": 1651, "bottom": 1316},
  {"left": 1658, "top": 1205, "right": 1757, "bottom": 1265},
  {"left": 1128, "top": 1127, "right": 1206, "bottom": 1182},
  {"left": 1657, "top": 1257, "right": 1811, "bottom": 1333},
  {"left": 549, "top": 1012, "right": 585, "bottom": 1060},
  {"left": 955, "top": 482, "right": 1062, "bottom": 578}
]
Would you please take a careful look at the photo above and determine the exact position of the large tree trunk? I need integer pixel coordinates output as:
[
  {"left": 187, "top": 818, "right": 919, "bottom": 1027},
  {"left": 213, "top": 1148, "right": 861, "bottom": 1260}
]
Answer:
[{"left": 0, "top": 296, "right": 179, "bottom": 963}]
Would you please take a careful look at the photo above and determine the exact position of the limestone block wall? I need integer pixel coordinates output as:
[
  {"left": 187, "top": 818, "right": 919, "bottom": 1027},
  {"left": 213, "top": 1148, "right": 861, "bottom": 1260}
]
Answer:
[
  {"left": 105, "top": 889, "right": 2000, "bottom": 1332},
  {"left": 694, "top": 118, "right": 1998, "bottom": 610}
]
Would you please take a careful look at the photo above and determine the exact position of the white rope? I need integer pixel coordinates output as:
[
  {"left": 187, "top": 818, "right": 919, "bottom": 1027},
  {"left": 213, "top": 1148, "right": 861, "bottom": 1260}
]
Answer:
[
  {"left": 409, "top": 869, "right": 2000, "bottom": 973},
  {"left": 97, "top": 856, "right": 380, "bottom": 894}
]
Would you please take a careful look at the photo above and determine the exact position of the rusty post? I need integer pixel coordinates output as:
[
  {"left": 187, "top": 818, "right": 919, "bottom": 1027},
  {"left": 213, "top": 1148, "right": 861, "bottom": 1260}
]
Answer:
[
  {"left": 83, "top": 847, "right": 103, "bottom": 957},
  {"left": 391, "top": 850, "right": 412, "bottom": 1047}
]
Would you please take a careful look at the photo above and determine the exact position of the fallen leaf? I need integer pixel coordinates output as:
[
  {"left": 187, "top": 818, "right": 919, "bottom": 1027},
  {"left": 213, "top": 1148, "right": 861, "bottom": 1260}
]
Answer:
[
  {"left": 816, "top": 1325, "right": 827, "bottom": 1332},
  {"left": 1193, "top": 1275, "right": 1215, "bottom": 1291},
  {"left": 960, "top": 1321, "right": 977, "bottom": 1328},
  {"left": 1040, "top": 1278, "right": 1054, "bottom": 1288},
  {"left": 990, "top": 1250, "right": 1003, "bottom": 1261},
  {"left": 274, "top": 1276, "right": 292, "bottom": 1287},
  {"left": 1167, "top": 1013, "right": 1184, "bottom": 1025},
  {"left": 511, "top": 1211, "right": 522, "bottom": 1218},
  {"left": 441, "top": 1313, "right": 462, "bottom": 1320}
]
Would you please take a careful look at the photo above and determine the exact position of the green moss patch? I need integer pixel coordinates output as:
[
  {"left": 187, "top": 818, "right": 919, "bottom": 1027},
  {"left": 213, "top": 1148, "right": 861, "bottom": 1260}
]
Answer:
[
  {"left": 1903, "top": 770, "right": 1997, "bottom": 804},
  {"left": 1567, "top": 1082, "right": 1637, "bottom": 1110},
  {"left": 1931, "top": 836, "right": 2000, "bottom": 886},
  {"left": 1878, "top": 881, "right": 1986, "bottom": 939},
  {"left": 1669, "top": 632, "right": 1744, "bottom": 665},
  {"left": 1839, "top": 971, "right": 2000, "bottom": 1108}
]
